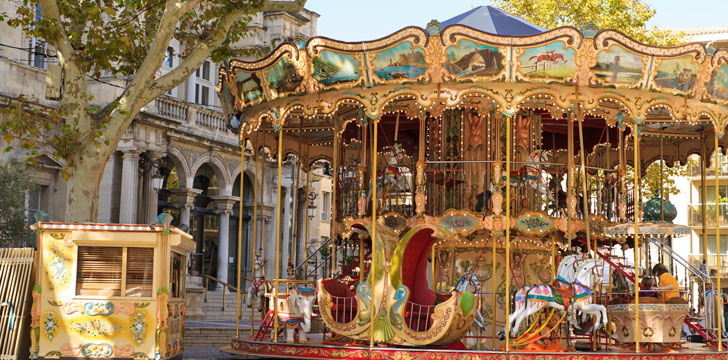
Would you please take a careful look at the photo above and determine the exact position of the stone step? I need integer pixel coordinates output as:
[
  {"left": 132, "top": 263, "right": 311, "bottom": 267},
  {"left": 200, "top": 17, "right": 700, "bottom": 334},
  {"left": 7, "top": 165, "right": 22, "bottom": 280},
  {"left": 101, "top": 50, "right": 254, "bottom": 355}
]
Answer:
[{"left": 184, "top": 327, "right": 238, "bottom": 347}]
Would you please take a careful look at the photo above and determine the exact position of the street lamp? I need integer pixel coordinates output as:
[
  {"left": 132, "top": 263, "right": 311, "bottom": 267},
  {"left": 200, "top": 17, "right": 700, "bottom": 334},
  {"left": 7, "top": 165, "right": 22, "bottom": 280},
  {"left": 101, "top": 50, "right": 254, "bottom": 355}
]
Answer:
[
  {"left": 139, "top": 152, "right": 166, "bottom": 192},
  {"left": 308, "top": 191, "right": 318, "bottom": 220}
]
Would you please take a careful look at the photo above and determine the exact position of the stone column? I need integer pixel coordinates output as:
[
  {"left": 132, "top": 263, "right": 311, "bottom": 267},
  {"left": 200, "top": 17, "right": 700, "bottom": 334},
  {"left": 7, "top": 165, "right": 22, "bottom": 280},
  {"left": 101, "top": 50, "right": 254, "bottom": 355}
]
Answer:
[
  {"left": 119, "top": 149, "right": 140, "bottom": 224},
  {"left": 213, "top": 195, "right": 238, "bottom": 289},
  {"left": 172, "top": 188, "right": 201, "bottom": 226}
]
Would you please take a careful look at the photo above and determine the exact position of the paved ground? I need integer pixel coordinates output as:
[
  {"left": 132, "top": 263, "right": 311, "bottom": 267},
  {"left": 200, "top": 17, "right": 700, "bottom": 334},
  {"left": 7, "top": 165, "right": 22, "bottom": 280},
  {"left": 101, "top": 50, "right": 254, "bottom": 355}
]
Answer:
[{"left": 183, "top": 347, "right": 246, "bottom": 359}]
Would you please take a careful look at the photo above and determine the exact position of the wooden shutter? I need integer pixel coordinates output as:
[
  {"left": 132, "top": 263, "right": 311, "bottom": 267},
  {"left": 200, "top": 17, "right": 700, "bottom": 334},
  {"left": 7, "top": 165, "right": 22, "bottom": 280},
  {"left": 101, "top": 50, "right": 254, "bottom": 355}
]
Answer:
[
  {"left": 76, "top": 246, "right": 122, "bottom": 296},
  {"left": 126, "top": 247, "right": 154, "bottom": 297}
]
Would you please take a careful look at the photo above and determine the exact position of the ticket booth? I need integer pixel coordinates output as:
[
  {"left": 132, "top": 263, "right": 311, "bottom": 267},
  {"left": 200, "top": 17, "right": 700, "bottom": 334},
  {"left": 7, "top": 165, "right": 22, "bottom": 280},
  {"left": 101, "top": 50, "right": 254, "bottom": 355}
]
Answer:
[{"left": 29, "top": 216, "right": 194, "bottom": 359}]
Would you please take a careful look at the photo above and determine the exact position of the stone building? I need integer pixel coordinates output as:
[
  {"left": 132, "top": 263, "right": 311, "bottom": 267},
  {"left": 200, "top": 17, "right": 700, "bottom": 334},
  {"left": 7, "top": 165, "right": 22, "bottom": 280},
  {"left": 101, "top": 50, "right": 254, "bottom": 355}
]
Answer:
[{"left": 0, "top": 2, "right": 324, "bottom": 287}]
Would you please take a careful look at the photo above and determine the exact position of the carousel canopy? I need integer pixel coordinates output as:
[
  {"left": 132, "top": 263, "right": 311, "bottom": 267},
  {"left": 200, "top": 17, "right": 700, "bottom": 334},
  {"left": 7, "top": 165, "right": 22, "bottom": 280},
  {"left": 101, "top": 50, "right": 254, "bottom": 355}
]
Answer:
[{"left": 440, "top": 6, "right": 545, "bottom": 36}]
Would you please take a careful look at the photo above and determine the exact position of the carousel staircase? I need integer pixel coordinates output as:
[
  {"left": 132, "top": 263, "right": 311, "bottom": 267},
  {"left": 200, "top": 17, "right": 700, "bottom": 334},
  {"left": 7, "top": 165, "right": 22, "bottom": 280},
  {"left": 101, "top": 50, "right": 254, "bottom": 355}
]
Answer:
[{"left": 587, "top": 239, "right": 717, "bottom": 343}]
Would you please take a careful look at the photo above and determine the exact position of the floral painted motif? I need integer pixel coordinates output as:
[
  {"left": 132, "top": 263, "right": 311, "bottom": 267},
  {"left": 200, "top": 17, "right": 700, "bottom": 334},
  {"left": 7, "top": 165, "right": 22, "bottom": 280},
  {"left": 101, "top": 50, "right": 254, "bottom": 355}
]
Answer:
[
  {"left": 84, "top": 301, "right": 114, "bottom": 316},
  {"left": 69, "top": 318, "right": 122, "bottom": 338},
  {"left": 81, "top": 343, "right": 113, "bottom": 357},
  {"left": 45, "top": 243, "right": 70, "bottom": 291},
  {"left": 43, "top": 311, "right": 58, "bottom": 340},
  {"left": 131, "top": 312, "right": 148, "bottom": 345}
]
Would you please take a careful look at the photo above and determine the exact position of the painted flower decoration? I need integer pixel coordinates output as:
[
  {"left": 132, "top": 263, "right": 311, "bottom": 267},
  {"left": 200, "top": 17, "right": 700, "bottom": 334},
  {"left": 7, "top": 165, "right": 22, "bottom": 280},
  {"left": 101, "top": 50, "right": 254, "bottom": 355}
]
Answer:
[
  {"left": 131, "top": 312, "right": 148, "bottom": 344},
  {"left": 43, "top": 311, "right": 58, "bottom": 340}
]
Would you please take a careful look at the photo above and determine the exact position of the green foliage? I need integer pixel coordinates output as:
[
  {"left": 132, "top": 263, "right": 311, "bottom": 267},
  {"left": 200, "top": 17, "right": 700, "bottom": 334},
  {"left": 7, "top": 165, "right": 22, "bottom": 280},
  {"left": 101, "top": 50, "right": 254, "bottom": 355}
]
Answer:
[
  {"left": 0, "top": 162, "right": 37, "bottom": 247},
  {"left": 625, "top": 160, "right": 689, "bottom": 200},
  {"left": 493, "top": 0, "right": 687, "bottom": 46}
]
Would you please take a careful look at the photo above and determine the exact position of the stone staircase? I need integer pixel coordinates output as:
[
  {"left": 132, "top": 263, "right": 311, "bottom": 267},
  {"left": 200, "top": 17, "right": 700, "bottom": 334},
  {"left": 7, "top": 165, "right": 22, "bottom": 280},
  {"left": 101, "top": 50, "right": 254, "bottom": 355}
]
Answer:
[
  {"left": 201, "top": 290, "right": 257, "bottom": 321},
  {"left": 185, "top": 288, "right": 266, "bottom": 348},
  {"left": 184, "top": 326, "right": 238, "bottom": 348}
]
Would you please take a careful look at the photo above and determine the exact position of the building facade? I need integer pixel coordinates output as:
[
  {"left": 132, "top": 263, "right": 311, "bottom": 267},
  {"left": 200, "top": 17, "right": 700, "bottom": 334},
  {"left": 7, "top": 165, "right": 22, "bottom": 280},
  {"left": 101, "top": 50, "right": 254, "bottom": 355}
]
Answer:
[{"left": 0, "top": 2, "right": 325, "bottom": 288}]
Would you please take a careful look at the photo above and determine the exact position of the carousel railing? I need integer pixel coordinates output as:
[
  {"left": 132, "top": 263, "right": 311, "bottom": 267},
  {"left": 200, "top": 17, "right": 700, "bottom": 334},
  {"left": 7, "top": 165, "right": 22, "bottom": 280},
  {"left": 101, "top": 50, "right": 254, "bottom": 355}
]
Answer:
[
  {"left": 338, "top": 163, "right": 415, "bottom": 218},
  {"left": 405, "top": 300, "right": 435, "bottom": 332},
  {"left": 326, "top": 290, "right": 358, "bottom": 323}
]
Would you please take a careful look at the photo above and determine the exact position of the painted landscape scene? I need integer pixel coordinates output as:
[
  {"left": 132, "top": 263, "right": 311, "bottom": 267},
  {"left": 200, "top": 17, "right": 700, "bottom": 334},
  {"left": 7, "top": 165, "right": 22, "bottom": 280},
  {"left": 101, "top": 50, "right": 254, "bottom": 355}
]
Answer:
[
  {"left": 518, "top": 41, "right": 576, "bottom": 79},
  {"left": 592, "top": 45, "right": 645, "bottom": 84},
  {"left": 372, "top": 42, "right": 426, "bottom": 80},
  {"left": 707, "top": 63, "right": 728, "bottom": 101},
  {"left": 654, "top": 55, "right": 699, "bottom": 92},
  {"left": 312, "top": 50, "right": 361, "bottom": 86},
  {"left": 444, "top": 39, "right": 504, "bottom": 78},
  {"left": 267, "top": 57, "right": 302, "bottom": 95},
  {"left": 236, "top": 71, "right": 262, "bottom": 103}
]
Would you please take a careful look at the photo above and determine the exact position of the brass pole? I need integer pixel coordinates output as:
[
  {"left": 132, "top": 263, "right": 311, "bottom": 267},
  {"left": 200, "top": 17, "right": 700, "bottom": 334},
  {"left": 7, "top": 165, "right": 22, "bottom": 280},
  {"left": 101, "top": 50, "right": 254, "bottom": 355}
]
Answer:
[
  {"left": 567, "top": 111, "right": 574, "bottom": 252},
  {"left": 304, "top": 146, "right": 310, "bottom": 262},
  {"left": 702, "top": 133, "right": 708, "bottom": 266},
  {"left": 505, "top": 112, "right": 512, "bottom": 352},
  {"left": 633, "top": 127, "right": 641, "bottom": 353},
  {"left": 273, "top": 127, "right": 284, "bottom": 342},
  {"left": 369, "top": 115, "right": 379, "bottom": 347},
  {"left": 236, "top": 134, "right": 246, "bottom": 338},
  {"left": 250, "top": 135, "right": 260, "bottom": 336},
  {"left": 491, "top": 234, "right": 497, "bottom": 350},
  {"left": 715, "top": 134, "right": 722, "bottom": 351},
  {"left": 577, "top": 106, "right": 593, "bottom": 256},
  {"left": 331, "top": 120, "right": 340, "bottom": 277}
]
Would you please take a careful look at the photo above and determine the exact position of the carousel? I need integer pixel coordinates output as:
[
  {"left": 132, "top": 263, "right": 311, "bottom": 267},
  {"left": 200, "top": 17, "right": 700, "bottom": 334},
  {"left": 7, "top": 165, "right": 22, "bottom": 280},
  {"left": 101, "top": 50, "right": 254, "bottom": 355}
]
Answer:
[{"left": 216, "top": 19, "right": 728, "bottom": 359}]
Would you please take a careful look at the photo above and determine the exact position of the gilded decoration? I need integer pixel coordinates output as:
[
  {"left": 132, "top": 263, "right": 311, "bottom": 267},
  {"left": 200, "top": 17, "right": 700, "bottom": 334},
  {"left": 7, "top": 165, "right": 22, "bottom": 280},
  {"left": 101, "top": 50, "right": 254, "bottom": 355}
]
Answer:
[
  {"left": 514, "top": 211, "right": 554, "bottom": 236},
  {"left": 437, "top": 209, "right": 482, "bottom": 235}
]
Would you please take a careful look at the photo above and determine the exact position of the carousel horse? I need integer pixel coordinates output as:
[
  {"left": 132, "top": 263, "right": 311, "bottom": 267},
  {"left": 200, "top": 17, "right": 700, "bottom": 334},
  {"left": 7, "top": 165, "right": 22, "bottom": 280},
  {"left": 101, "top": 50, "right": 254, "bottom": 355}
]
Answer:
[
  {"left": 705, "top": 289, "right": 728, "bottom": 337},
  {"left": 246, "top": 249, "right": 268, "bottom": 311},
  {"left": 366, "top": 142, "right": 409, "bottom": 211},
  {"left": 455, "top": 272, "right": 485, "bottom": 329},
  {"left": 502, "top": 150, "right": 554, "bottom": 202},
  {"left": 500, "top": 259, "right": 607, "bottom": 339}
]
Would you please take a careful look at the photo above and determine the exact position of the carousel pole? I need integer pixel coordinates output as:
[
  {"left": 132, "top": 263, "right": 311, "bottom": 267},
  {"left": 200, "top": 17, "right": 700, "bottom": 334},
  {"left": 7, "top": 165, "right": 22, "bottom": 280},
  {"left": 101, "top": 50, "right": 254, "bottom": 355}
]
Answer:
[
  {"left": 273, "top": 122, "right": 284, "bottom": 343},
  {"left": 331, "top": 119, "right": 340, "bottom": 277},
  {"left": 491, "top": 109, "right": 501, "bottom": 351},
  {"left": 304, "top": 145, "right": 310, "bottom": 265},
  {"left": 235, "top": 132, "right": 246, "bottom": 339},
  {"left": 567, "top": 110, "right": 574, "bottom": 252},
  {"left": 577, "top": 105, "right": 593, "bottom": 256},
  {"left": 505, "top": 111, "right": 513, "bottom": 352},
  {"left": 633, "top": 124, "right": 641, "bottom": 353},
  {"left": 369, "top": 115, "right": 379, "bottom": 348},
  {"left": 359, "top": 120, "right": 367, "bottom": 283},
  {"left": 292, "top": 123, "right": 302, "bottom": 267},
  {"left": 702, "top": 132, "right": 708, "bottom": 268},
  {"left": 715, "top": 134, "right": 722, "bottom": 351},
  {"left": 250, "top": 134, "right": 260, "bottom": 336}
]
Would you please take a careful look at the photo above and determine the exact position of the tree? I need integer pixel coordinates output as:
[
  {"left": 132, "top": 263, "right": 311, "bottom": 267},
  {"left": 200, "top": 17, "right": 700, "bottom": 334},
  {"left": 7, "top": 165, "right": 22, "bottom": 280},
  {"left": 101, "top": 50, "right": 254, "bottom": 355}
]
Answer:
[
  {"left": 0, "top": 162, "right": 37, "bottom": 248},
  {"left": 625, "top": 160, "right": 692, "bottom": 201},
  {"left": 493, "top": 0, "right": 686, "bottom": 46},
  {"left": 0, "top": 0, "right": 306, "bottom": 222}
]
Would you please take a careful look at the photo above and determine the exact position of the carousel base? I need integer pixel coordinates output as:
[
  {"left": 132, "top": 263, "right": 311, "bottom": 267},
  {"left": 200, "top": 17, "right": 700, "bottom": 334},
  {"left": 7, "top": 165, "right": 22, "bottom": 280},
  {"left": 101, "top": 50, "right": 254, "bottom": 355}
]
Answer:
[{"left": 223, "top": 335, "right": 727, "bottom": 359}]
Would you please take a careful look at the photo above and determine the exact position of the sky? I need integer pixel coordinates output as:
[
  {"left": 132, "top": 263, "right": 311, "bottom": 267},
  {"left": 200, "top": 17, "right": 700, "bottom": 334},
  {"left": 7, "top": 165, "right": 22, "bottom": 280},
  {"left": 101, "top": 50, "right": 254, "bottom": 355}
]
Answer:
[{"left": 305, "top": 0, "right": 728, "bottom": 41}]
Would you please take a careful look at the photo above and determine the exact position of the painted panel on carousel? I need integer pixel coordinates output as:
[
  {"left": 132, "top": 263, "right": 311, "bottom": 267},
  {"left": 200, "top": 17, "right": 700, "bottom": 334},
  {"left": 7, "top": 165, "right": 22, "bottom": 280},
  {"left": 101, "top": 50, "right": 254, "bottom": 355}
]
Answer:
[
  {"left": 371, "top": 41, "right": 426, "bottom": 81},
  {"left": 267, "top": 57, "right": 302, "bottom": 98},
  {"left": 514, "top": 212, "right": 553, "bottom": 236},
  {"left": 443, "top": 39, "right": 505, "bottom": 79},
  {"left": 235, "top": 71, "right": 263, "bottom": 103},
  {"left": 438, "top": 209, "right": 481, "bottom": 235},
  {"left": 517, "top": 41, "right": 577, "bottom": 80},
  {"left": 652, "top": 55, "right": 699, "bottom": 93},
  {"left": 707, "top": 63, "right": 728, "bottom": 101},
  {"left": 591, "top": 45, "right": 646, "bottom": 86},
  {"left": 312, "top": 50, "right": 362, "bottom": 86}
]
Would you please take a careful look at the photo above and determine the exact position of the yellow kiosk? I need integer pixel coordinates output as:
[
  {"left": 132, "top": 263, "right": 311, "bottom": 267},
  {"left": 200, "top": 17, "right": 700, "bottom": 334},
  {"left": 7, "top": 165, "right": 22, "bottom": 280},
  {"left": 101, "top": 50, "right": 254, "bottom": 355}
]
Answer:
[{"left": 29, "top": 214, "right": 195, "bottom": 359}]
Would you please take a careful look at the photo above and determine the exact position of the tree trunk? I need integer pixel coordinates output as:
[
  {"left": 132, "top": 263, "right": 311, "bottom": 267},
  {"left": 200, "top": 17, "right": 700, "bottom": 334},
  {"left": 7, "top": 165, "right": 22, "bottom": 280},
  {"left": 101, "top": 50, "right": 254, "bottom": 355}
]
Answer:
[{"left": 63, "top": 136, "right": 111, "bottom": 223}]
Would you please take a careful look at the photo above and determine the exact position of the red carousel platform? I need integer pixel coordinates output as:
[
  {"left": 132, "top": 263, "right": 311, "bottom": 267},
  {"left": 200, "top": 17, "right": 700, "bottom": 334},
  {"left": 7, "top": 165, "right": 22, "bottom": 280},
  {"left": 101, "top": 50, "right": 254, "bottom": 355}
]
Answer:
[{"left": 223, "top": 335, "right": 727, "bottom": 359}]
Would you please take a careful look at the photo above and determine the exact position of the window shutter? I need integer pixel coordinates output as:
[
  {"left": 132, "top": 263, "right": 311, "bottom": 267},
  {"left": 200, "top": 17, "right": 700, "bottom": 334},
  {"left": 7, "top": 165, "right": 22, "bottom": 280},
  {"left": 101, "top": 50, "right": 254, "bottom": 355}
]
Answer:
[
  {"left": 76, "top": 246, "right": 122, "bottom": 296},
  {"left": 126, "top": 247, "right": 154, "bottom": 297}
]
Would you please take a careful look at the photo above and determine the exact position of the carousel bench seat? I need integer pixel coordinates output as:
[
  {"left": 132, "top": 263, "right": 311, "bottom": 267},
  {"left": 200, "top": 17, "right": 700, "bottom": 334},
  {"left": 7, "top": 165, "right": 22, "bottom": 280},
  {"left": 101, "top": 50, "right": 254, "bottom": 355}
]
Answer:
[{"left": 321, "top": 279, "right": 358, "bottom": 323}]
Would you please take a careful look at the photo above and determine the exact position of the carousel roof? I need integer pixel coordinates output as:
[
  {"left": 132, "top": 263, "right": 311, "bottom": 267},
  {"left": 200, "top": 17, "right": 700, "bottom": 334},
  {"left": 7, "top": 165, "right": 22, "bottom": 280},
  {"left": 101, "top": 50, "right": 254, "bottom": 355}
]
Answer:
[
  {"left": 218, "top": 21, "right": 728, "bottom": 169},
  {"left": 440, "top": 6, "right": 545, "bottom": 36}
]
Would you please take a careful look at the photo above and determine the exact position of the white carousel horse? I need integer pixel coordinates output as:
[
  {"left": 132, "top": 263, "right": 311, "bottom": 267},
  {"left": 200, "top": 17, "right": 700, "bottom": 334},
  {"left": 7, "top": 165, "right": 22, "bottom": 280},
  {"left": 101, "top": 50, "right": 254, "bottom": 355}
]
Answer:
[
  {"left": 268, "top": 287, "right": 316, "bottom": 344},
  {"left": 501, "top": 150, "right": 554, "bottom": 202},
  {"left": 246, "top": 250, "right": 267, "bottom": 311},
  {"left": 705, "top": 289, "right": 727, "bottom": 337},
  {"left": 366, "top": 142, "right": 410, "bottom": 210},
  {"left": 501, "top": 259, "right": 607, "bottom": 339},
  {"left": 455, "top": 272, "right": 485, "bottom": 329},
  {"left": 501, "top": 253, "right": 585, "bottom": 338}
]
